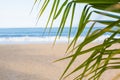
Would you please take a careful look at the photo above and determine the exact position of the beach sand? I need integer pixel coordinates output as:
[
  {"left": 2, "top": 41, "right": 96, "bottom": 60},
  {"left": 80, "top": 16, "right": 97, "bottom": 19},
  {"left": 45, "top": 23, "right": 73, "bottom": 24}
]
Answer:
[{"left": 0, "top": 43, "right": 120, "bottom": 80}]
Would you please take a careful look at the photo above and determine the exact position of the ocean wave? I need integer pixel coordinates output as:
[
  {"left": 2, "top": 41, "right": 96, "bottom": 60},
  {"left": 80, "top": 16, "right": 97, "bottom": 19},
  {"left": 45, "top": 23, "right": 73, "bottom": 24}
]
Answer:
[{"left": 0, "top": 35, "right": 119, "bottom": 44}]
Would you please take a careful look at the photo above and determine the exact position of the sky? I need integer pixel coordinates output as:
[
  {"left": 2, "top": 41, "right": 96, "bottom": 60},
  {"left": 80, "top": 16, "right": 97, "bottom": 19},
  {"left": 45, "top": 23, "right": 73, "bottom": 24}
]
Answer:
[
  {"left": 0, "top": 0, "right": 112, "bottom": 28},
  {"left": 0, "top": 0, "right": 86, "bottom": 28},
  {"left": 0, "top": 0, "right": 36, "bottom": 28}
]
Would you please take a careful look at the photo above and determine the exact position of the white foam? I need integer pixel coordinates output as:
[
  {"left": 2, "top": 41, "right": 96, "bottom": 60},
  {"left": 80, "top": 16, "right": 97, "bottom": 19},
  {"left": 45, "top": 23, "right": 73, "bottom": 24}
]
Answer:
[
  {"left": 0, "top": 37, "right": 71, "bottom": 44},
  {"left": 0, "top": 35, "right": 119, "bottom": 44}
]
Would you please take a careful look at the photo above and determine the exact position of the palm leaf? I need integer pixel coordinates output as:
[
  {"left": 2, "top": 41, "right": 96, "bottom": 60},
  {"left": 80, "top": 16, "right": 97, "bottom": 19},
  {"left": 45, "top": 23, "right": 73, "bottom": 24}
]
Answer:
[{"left": 34, "top": 0, "right": 120, "bottom": 80}]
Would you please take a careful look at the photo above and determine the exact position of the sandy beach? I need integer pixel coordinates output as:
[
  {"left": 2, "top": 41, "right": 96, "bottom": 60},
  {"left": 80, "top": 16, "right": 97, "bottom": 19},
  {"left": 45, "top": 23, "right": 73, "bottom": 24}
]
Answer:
[{"left": 0, "top": 43, "right": 120, "bottom": 80}]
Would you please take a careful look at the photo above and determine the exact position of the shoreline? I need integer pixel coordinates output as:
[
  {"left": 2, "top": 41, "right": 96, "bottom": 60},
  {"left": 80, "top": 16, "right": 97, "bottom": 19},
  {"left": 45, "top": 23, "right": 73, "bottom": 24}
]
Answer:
[
  {"left": 0, "top": 43, "right": 120, "bottom": 80},
  {"left": 0, "top": 34, "right": 117, "bottom": 44}
]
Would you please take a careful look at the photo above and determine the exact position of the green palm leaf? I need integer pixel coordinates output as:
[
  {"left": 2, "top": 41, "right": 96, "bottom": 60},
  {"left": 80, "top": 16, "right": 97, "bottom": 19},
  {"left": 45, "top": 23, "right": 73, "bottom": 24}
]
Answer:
[{"left": 34, "top": 0, "right": 120, "bottom": 80}]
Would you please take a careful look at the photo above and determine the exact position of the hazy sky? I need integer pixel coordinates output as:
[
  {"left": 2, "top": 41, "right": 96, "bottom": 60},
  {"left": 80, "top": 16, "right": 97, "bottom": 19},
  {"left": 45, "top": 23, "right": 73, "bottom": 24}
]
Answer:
[
  {"left": 0, "top": 0, "right": 36, "bottom": 28},
  {"left": 0, "top": 0, "right": 107, "bottom": 28},
  {"left": 0, "top": 0, "right": 85, "bottom": 28}
]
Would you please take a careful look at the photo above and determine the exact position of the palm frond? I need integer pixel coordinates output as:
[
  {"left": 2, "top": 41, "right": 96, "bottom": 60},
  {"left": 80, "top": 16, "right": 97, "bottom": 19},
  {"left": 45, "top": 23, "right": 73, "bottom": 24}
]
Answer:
[{"left": 34, "top": 0, "right": 120, "bottom": 80}]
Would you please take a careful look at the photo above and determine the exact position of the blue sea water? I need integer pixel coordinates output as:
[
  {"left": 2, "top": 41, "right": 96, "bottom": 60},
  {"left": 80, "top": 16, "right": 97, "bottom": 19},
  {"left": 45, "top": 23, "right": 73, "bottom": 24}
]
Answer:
[
  {"left": 0, "top": 27, "right": 77, "bottom": 37},
  {"left": 0, "top": 27, "right": 118, "bottom": 44}
]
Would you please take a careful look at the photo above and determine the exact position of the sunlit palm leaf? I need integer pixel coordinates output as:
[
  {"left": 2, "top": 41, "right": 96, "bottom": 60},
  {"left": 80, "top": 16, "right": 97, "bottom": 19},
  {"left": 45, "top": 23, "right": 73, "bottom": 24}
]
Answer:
[
  {"left": 91, "top": 3, "right": 120, "bottom": 13},
  {"left": 34, "top": 0, "right": 120, "bottom": 80}
]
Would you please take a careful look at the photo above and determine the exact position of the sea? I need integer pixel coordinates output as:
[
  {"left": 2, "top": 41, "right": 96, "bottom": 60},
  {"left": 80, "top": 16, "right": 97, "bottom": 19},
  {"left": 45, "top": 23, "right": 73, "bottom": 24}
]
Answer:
[{"left": 0, "top": 27, "right": 119, "bottom": 44}]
